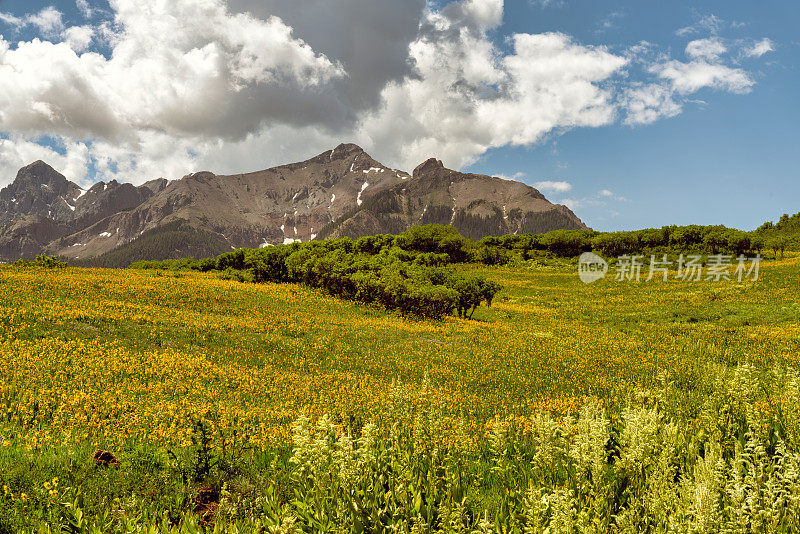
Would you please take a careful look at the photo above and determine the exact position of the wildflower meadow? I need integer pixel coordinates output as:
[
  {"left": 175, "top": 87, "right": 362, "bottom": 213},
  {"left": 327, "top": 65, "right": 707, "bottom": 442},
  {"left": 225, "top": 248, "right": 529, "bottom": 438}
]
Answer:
[{"left": 0, "top": 253, "right": 799, "bottom": 531}]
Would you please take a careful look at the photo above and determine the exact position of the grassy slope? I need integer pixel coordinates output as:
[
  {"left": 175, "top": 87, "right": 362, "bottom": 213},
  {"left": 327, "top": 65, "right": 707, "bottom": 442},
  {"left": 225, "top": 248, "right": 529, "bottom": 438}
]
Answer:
[
  {"left": 2, "top": 257, "right": 799, "bottom": 432},
  {"left": 1, "top": 257, "right": 799, "bottom": 528}
]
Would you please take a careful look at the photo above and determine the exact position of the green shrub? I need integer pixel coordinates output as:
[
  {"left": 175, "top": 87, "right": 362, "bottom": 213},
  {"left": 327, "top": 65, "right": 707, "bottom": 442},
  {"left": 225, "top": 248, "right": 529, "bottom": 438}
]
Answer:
[{"left": 13, "top": 254, "right": 67, "bottom": 269}]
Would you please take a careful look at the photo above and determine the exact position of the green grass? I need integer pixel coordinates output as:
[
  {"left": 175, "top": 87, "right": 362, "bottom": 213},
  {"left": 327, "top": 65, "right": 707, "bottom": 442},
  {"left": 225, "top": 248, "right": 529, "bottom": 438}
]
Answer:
[{"left": 0, "top": 255, "right": 799, "bottom": 531}]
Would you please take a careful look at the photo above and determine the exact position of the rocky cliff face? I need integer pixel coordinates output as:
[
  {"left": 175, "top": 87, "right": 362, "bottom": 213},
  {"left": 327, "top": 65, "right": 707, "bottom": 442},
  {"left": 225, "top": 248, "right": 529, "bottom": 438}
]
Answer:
[
  {"left": 324, "top": 157, "right": 586, "bottom": 240},
  {"left": 0, "top": 145, "right": 586, "bottom": 264},
  {"left": 0, "top": 161, "right": 85, "bottom": 225},
  {"left": 0, "top": 161, "right": 167, "bottom": 261}
]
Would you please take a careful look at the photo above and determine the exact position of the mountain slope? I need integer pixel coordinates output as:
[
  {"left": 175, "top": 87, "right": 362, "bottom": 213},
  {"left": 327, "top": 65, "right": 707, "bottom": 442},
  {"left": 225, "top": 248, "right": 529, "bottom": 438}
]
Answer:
[
  {"left": 71, "top": 220, "right": 235, "bottom": 268},
  {"left": 0, "top": 162, "right": 164, "bottom": 261},
  {"left": 321, "top": 158, "right": 586, "bottom": 240},
  {"left": 49, "top": 144, "right": 409, "bottom": 260},
  {"left": 1, "top": 145, "right": 587, "bottom": 264}
]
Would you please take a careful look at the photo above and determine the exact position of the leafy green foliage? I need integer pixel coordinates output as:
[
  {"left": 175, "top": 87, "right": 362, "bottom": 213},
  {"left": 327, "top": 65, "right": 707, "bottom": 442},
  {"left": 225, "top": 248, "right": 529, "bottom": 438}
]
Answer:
[
  {"left": 481, "top": 223, "right": 793, "bottom": 260},
  {"left": 124, "top": 217, "right": 800, "bottom": 319},
  {"left": 757, "top": 211, "right": 800, "bottom": 235},
  {"left": 12, "top": 254, "right": 67, "bottom": 269},
  {"left": 133, "top": 225, "right": 503, "bottom": 320}
]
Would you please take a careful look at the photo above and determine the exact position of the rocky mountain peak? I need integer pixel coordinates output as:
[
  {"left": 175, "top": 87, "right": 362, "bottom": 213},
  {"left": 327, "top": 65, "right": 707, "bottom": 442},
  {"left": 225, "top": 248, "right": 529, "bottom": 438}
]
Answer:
[
  {"left": 306, "top": 143, "right": 369, "bottom": 165},
  {"left": 0, "top": 161, "right": 84, "bottom": 227},
  {"left": 9, "top": 160, "right": 72, "bottom": 192},
  {"left": 331, "top": 143, "right": 366, "bottom": 160},
  {"left": 413, "top": 158, "right": 445, "bottom": 178},
  {"left": 140, "top": 178, "right": 170, "bottom": 195},
  {"left": 24, "top": 160, "right": 53, "bottom": 172},
  {"left": 184, "top": 171, "right": 216, "bottom": 182},
  {"left": 1, "top": 147, "right": 588, "bottom": 263}
]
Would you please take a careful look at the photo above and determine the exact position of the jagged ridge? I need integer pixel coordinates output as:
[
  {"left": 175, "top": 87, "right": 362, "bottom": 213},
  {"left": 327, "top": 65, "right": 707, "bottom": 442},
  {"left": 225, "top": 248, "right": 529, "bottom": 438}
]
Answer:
[{"left": 0, "top": 145, "right": 586, "bottom": 264}]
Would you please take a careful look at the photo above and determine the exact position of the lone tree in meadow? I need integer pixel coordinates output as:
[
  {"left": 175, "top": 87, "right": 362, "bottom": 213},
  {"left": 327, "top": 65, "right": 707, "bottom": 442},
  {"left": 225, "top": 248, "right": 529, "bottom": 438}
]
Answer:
[{"left": 448, "top": 275, "right": 502, "bottom": 319}]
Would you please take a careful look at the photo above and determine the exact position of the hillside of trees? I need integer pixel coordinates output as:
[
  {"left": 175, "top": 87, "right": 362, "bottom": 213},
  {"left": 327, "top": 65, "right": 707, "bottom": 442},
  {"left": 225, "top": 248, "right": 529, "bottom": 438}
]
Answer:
[
  {"left": 758, "top": 211, "right": 800, "bottom": 233},
  {"left": 756, "top": 212, "right": 800, "bottom": 256},
  {"left": 72, "top": 220, "right": 234, "bottom": 268}
]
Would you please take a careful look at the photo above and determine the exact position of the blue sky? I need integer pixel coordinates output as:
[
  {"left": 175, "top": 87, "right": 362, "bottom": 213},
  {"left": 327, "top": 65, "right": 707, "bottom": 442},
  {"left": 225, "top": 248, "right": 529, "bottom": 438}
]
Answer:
[
  {"left": 465, "top": 1, "right": 800, "bottom": 230},
  {"left": 0, "top": 0, "right": 796, "bottom": 231}
]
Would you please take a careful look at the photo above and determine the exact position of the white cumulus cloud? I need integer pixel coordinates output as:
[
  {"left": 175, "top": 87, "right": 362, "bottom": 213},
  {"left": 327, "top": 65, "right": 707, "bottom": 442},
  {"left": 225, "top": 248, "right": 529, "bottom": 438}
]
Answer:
[
  {"left": 622, "top": 83, "right": 682, "bottom": 125},
  {"left": 622, "top": 31, "right": 756, "bottom": 125},
  {"left": 76, "top": 0, "right": 93, "bottom": 19},
  {"left": 0, "top": 0, "right": 776, "bottom": 189},
  {"left": 0, "top": 0, "right": 346, "bottom": 144},
  {"left": 27, "top": 6, "right": 65, "bottom": 35},
  {"left": 358, "top": 12, "right": 627, "bottom": 170},
  {"left": 0, "top": 6, "right": 64, "bottom": 35},
  {"left": 0, "top": 136, "right": 90, "bottom": 187},
  {"left": 534, "top": 181, "right": 573, "bottom": 193},
  {"left": 744, "top": 38, "right": 774, "bottom": 58},
  {"left": 652, "top": 59, "right": 753, "bottom": 95},
  {"left": 0, "top": 12, "right": 23, "bottom": 26},
  {"left": 63, "top": 26, "right": 93, "bottom": 52},
  {"left": 685, "top": 38, "right": 726, "bottom": 60}
]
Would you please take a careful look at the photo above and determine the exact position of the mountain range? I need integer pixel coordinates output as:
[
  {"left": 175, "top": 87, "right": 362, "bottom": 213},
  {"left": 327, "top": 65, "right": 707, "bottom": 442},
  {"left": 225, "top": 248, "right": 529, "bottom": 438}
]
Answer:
[{"left": 0, "top": 144, "right": 586, "bottom": 266}]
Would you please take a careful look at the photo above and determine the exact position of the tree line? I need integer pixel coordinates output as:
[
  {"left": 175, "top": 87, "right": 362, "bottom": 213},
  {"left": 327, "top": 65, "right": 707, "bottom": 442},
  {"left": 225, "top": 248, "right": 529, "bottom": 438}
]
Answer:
[
  {"left": 129, "top": 218, "right": 799, "bottom": 318},
  {"left": 478, "top": 223, "right": 797, "bottom": 260},
  {"left": 133, "top": 225, "right": 502, "bottom": 320}
]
